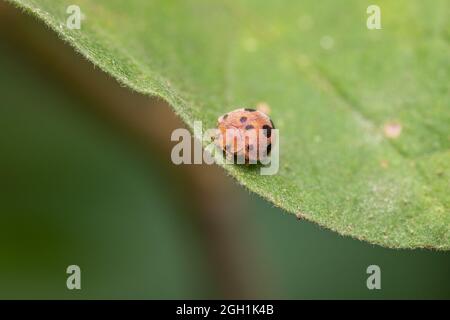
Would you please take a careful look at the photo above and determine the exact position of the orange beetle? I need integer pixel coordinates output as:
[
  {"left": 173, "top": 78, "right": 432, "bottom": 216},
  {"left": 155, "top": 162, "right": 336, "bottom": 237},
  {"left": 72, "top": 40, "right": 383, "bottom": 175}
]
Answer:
[{"left": 216, "top": 108, "right": 275, "bottom": 163}]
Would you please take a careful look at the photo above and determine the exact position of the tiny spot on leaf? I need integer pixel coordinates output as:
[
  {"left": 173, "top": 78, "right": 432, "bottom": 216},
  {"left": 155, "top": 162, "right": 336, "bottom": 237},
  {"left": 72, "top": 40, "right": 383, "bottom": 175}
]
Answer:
[
  {"left": 383, "top": 121, "right": 402, "bottom": 139},
  {"left": 256, "top": 101, "right": 271, "bottom": 115},
  {"left": 296, "top": 212, "right": 306, "bottom": 220}
]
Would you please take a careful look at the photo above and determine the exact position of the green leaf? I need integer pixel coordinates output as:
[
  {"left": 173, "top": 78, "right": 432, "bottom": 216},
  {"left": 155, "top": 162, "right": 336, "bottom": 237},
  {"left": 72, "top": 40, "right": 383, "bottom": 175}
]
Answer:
[{"left": 7, "top": 0, "right": 449, "bottom": 249}]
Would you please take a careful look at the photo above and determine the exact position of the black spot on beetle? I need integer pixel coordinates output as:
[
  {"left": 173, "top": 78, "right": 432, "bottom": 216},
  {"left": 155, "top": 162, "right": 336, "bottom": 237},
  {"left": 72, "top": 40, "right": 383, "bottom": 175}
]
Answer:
[
  {"left": 262, "top": 125, "right": 272, "bottom": 137},
  {"left": 235, "top": 153, "right": 245, "bottom": 163},
  {"left": 245, "top": 124, "right": 254, "bottom": 130},
  {"left": 244, "top": 108, "right": 256, "bottom": 112},
  {"left": 240, "top": 116, "right": 247, "bottom": 123}
]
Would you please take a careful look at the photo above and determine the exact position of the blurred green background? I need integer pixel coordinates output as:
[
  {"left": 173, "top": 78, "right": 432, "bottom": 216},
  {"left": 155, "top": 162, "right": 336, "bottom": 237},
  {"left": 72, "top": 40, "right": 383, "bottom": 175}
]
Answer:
[{"left": 0, "top": 3, "right": 449, "bottom": 299}]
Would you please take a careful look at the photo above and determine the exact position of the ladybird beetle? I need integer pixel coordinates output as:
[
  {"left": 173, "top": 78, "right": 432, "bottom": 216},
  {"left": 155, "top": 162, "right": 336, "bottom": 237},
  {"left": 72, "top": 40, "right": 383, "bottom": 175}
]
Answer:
[{"left": 215, "top": 108, "right": 275, "bottom": 163}]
